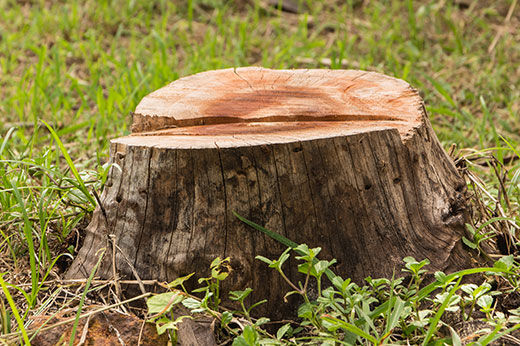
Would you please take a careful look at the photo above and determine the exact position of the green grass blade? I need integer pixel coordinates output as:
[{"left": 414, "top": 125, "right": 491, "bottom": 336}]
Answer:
[
  {"left": 479, "top": 323, "right": 520, "bottom": 344},
  {"left": 234, "top": 212, "right": 337, "bottom": 281},
  {"left": 0, "top": 127, "right": 16, "bottom": 158},
  {"left": 0, "top": 298, "right": 10, "bottom": 334},
  {"left": 425, "top": 75, "right": 457, "bottom": 109},
  {"left": 353, "top": 304, "right": 379, "bottom": 338},
  {"left": 384, "top": 296, "right": 405, "bottom": 336},
  {"left": 422, "top": 276, "right": 462, "bottom": 345},
  {"left": 418, "top": 267, "right": 514, "bottom": 301},
  {"left": 476, "top": 216, "right": 517, "bottom": 232},
  {"left": 41, "top": 120, "right": 96, "bottom": 207},
  {"left": 321, "top": 315, "right": 378, "bottom": 344},
  {"left": 233, "top": 212, "right": 298, "bottom": 249},
  {"left": 0, "top": 274, "right": 30, "bottom": 345},
  {"left": 69, "top": 248, "right": 106, "bottom": 346},
  {"left": 360, "top": 266, "right": 513, "bottom": 329},
  {"left": 500, "top": 135, "right": 520, "bottom": 158},
  {"left": 9, "top": 181, "right": 38, "bottom": 306}
]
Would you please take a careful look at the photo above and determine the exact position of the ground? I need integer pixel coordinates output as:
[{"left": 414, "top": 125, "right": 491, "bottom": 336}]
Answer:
[{"left": 0, "top": 0, "right": 519, "bottom": 344}]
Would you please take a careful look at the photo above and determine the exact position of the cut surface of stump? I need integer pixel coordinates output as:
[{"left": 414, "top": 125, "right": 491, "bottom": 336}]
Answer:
[{"left": 67, "top": 67, "right": 472, "bottom": 319}]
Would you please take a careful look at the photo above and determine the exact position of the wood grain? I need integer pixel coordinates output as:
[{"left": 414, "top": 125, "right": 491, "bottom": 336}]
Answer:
[{"left": 67, "top": 68, "right": 473, "bottom": 319}]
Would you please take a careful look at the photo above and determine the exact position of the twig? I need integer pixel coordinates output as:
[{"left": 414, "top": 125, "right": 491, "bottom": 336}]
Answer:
[
  {"left": 112, "top": 242, "right": 147, "bottom": 295},
  {"left": 137, "top": 312, "right": 148, "bottom": 346},
  {"left": 14, "top": 279, "right": 161, "bottom": 288},
  {"left": 466, "top": 168, "right": 519, "bottom": 231},
  {"left": 295, "top": 56, "right": 361, "bottom": 69},
  {"left": 1, "top": 122, "right": 37, "bottom": 130},
  {"left": 462, "top": 155, "right": 519, "bottom": 167},
  {"left": 109, "top": 234, "right": 122, "bottom": 302},
  {"left": 0, "top": 292, "right": 151, "bottom": 342},
  {"left": 77, "top": 314, "right": 91, "bottom": 346},
  {"left": 489, "top": 254, "right": 520, "bottom": 259},
  {"left": 465, "top": 169, "right": 497, "bottom": 202},
  {"left": 490, "top": 160, "right": 512, "bottom": 210},
  {"left": 93, "top": 189, "right": 107, "bottom": 222},
  {"left": 0, "top": 212, "right": 82, "bottom": 229},
  {"left": 488, "top": 0, "right": 517, "bottom": 54},
  {"left": 108, "top": 286, "right": 129, "bottom": 315},
  {"left": 502, "top": 333, "right": 520, "bottom": 344}
]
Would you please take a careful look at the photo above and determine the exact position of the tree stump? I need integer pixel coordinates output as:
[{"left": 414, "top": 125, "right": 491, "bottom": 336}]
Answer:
[{"left": 67, "top": 67, "right": 472, "bottom": 318}]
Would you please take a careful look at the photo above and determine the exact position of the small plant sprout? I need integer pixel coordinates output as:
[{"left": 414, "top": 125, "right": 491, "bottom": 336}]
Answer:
[{"left": 192, "top": 257, "right": 232, "bottom": 310}]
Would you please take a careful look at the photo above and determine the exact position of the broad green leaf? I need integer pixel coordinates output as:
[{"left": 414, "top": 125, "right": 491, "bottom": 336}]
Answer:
[
  {"left": 255, "top": 317, "right": 270, "bottom": 326},
  {"left": 221, "top": 311, "right": 233, "bottom": 328},
  {"left": 182, "top": 297, "right": 202, "bottom": 310},
  {"left": 462, "top": 236, "right": 478, "bottom": 249},
  {"left": 243, "top": 325, "right": 258, "bottom": 345},
  {"left": 232, "top": 336, "right": 250, "bottom": 346},
  {"left": 465, "top": 223, "right": 476, "bottom": 236},
  {"left": 276, "top": 323, "right": 291, "bottom": 340},
  {"left": 434, "top": 271, "right": 447, "bottom": 283},
  {"left": 494, "top": 255, "right": 515, "bottom": 271},
  {"left": 211, "top": 257, "right": 225, "bottom": 268},
  {"left": 157, "top": 320, "right": 178, "bottom": 335},
  {"left": 297, "top": 302, "right": 313, "bottom": 319},
  {"left": 447, "top": 325, "right": 462, "bottom": 346},
  {"left": 460, "top": 284, "right": 478, "bottom": 295},
  {"left": 297, "top": 262, "right": 317, "bottom": 277},
  {"left": 156, "top": 315, "right": 191, "bottom": 336},
  {"left": 477, "top": 295, "right": 493, "bottom": 309},
  {"left": 147, "top": 292, "right": 183, "bottom": 314},
  {"left": 230, "top": 288, "right": 253, "bottom": 301},
  {"left": 385, "top": 297, "right": 406, "bottom": 334},
  {"left": 314, "top": 259, "right": 337, "bottom": 276},
  {"left": 168, "top": 273, "right": 195, "bottom": 288}
]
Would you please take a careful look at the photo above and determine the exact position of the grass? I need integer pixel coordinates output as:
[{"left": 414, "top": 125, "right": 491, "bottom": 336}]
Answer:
[{"left": 0, "top": 0, "right": 519, "bottom": 344}]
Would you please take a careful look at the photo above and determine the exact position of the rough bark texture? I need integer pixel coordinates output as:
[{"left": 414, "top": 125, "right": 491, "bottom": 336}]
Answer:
[{"left": 67, "top": 67, "right": 473, "bottom": 319}]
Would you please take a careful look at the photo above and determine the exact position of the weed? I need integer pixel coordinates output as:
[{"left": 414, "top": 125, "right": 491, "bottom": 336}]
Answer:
[{"left": 1, "top": 0, "right": 519, "bottom": 343}]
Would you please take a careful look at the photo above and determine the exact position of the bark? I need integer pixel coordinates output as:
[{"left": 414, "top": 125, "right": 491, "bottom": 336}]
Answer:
[{"left": 67, "top": 67, "right": 473, "bottom": 319}]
